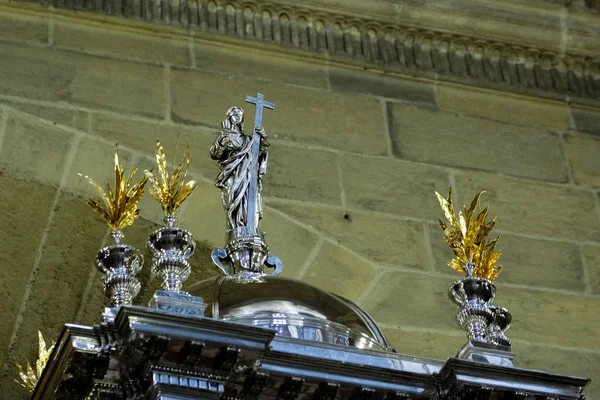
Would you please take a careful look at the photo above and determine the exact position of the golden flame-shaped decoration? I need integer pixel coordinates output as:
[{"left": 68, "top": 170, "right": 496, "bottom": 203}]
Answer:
[
  {"left": 15, "top": 331, "right": 55, "bottom": 393},
  {"left": 435, "top": 188, "right": 502, "bottom": 281},
  {"left": 145, "top": 141, "right": 197, "bottom": 216},
  {"left": 79, "top": 149, "right": 148, "bottom": 231}
]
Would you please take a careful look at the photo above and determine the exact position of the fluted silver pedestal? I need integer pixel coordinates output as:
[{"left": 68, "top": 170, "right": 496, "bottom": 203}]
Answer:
[{"left": 147, "top": 217, "right": 207, "bottom": 317}]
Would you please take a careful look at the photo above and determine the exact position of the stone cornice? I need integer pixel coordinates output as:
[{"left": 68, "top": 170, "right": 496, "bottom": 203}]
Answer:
[{"left": 7, "top": 0, "right": 600, "bottom": 101}]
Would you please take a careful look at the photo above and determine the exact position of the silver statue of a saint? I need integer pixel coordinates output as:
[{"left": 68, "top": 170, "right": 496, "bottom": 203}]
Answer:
[
  {"left": 210, "top": 106, "right": 269, "bottom": 231},
  {"left": 210, "top": 94, "right": 282, "bottom": 278}
]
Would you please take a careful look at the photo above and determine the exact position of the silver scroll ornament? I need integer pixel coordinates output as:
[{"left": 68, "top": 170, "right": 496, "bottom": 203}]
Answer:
[
  {"left": 487, "top": 305, "right": 512, "bottom": 347},
  {"left": 209, "top": 94, "right": 283, "bottom": 281}
]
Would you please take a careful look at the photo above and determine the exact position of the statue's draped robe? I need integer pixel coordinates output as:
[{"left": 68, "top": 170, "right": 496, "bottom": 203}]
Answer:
[{"left": 210, "top": 124, "right": 267, "bottom": 231}]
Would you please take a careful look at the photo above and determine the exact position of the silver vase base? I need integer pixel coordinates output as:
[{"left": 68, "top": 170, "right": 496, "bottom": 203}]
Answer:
[
  {"left": 149, "top": 290, "right": 208, "bottom": 318},
  {"left": 102, "top": 306, "right": 119, "bottom": 323},
  {"left": 457, "top": 340, "right": 514, "bottom": 367}
]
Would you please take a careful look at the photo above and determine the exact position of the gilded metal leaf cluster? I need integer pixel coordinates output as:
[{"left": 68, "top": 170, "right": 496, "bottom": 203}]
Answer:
[
  {"left": 80, "top": 150, "right": 148, "bottom": 231},
  {"left": 145, "top": 141, "right": 197, "bottom": 216},
  {"left": 435, "top": 188, "right": 502, "bottom": 281},
  {"left": 15, "top": 331, "right": 55, "bottom": 393}
]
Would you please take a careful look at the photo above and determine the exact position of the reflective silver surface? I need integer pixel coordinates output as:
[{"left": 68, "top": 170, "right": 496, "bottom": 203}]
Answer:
[
  {"left": 487, "top": 306, "right": 512, "bottom": 347},
  {"left": 456, "top": 340, "right": 514, "bottom": 367},
  {"left": 449, "top": 277, "right": 496, "bottom": 342},
  {"left": 210, "top": 104, "right": 270, "bottom": 233},
  {"left": 188, "top": 275, "right": 391, "bottom": 352},
  {"left": 199, "top": 95, "right": 391, "bottom": 353},
  {"left": 448, "top": 273, "right": 514, "bottom": 366},
  {"left": 147, "top": 217, "right": 196, "bottom": 292},
  {"left": 33, "top": 308, "right": 591, "bottom": 400},
  {"left": 95, "top": 243, "right": 142, "bottom": 308},
  {"left": 209, "top": 96, "right": 282, "bottom": 277}
]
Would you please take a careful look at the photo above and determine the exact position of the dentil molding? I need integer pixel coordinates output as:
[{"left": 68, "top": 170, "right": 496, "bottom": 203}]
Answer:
[{"left": 9, "top": 0, "right": 600, "bottom": 101}]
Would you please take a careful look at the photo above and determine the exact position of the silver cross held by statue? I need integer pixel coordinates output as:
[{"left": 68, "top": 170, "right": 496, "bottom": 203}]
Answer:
[{"left": 245, "top": 93, "right": 274, "bottom": 231}]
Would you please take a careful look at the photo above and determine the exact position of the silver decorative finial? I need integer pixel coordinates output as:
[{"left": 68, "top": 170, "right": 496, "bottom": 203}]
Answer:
[
  {"left": 210, "top": 93, "right": 282, "bottom": 279},
  {"left": 144, "top": 141, "right": 206, "bottom": 317}
]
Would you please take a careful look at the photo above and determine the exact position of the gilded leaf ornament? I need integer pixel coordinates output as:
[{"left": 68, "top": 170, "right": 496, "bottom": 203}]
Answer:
[
  {"left": 15, "top": 331, "right": 55, "bottom": 393},
  {"left": 435, "top": 188, "right": 502, "bottom": 281},
  {"left": 145, "top": 141, "right": 197, "bottom": 216},
  {"left": 79, "top": 149, "right": 148, "bottom": 231}
]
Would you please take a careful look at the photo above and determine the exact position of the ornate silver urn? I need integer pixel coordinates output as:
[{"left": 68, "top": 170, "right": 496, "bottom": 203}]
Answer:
[
  {"left": 143, "top": 141, "right": 206, "bottom": 316},
  {"left": 448, "top": 266, "right": 496, "bottom": 343},
  {"left": 436, "top": 189, "right": 514, "bottom": 366},
  {"left": 96, "top": 239, "right": 143, "bottom": 309},
  {"left": 80, "top": 151, "right": 148, "bottom": 322},
  {"left": 147, "top": 216, "right": 196, "bottom": 292}
]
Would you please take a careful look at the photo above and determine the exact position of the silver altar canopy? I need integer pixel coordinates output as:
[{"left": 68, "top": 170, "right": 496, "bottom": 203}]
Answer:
[{"left": 22, "top": 94, "right": 590, "bottom": 400}]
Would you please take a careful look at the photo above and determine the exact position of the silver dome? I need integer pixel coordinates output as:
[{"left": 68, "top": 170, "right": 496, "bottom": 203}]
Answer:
[{"left": 188, "top": 275, "right": 392, "bottom": 352}]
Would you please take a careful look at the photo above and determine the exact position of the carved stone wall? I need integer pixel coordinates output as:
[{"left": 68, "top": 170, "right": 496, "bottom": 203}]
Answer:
[
  {"left": 9, "top": 0, "right": 600, "bottom": 101},
  {"left": 0, "top": 1, "right": 599, "bottom": 399}
]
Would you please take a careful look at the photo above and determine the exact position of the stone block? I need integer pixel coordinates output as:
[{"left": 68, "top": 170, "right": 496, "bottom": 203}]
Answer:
[
  {"left": 429, "top": 225, "right": 585, "bottom": 291},
  {"left": 361, "top": 271, "right": 458, "bottom": 331},
  {"left": 0, "top": 11, "right": 48, "bottom": 43},
  {"left": 0, "top": 100, "right": 88, "bottom": 131},
  {"left": 1, "top": 112, "right": 74, "bottom": 186},
  {"left": 11, "top": 192, "right": 107, "bottom": 365},
  {"left": 437, "top": 84, "right": 570, "bottom": 130},
  {"left": 455, "top": 171, "right": 600, "bottom": 242},
  {"left": 328, "top": 67, "right": 436, "bottom": 104},
  {"left": 583, "top": 245, "right": 600, "bottom": 294},
  {"left": 0, "top": 106, "right": 6, "bottom": 127},
  {"left": 341, "top": 154, "right": 450, "bottom": 220},
  {"left": 301, "top": 242, "right": 376, "bottom": 302},
  {"left": 389, "top": 103, "right": 567, "bottom": 182},
  {"left": 261, "top": 208, "right": 320, "bottom": 280},
  {"left": 0, "top": 376, "right": 29, "bottom": 399},
  {"left": 270, "top": 203, "right": 431, "bottom": 269},
  {"left": 0, "top": 42, "right": 164, "bottom": 118},
  {"left": 571, "top": 105, "right": 600, "bottom": 136},
  {"left": 564, "top": 134, "right": 600, "bottom": 188},
  {"left": 497, "top": 286, "right": 600, "bottom": 349},
  {"left": 177, "top": 180, "right": 229, "bottom": 248},
  {"left": 382, "top": 328, "right": 464, "bottom": 361},
  {"left": 178, "top": 181, "right": 320, "bottom": 280},
  {"left": 170, "top": 68, "right": 388, "bottom": 155},
  {"left": 184, "top": 240, "right": 219, "bottom": 287},
  {"left": 64, "top": 136, "right": 136, "bottom": 199},
  {"left": 566, "top": 11, "right": 600, "bottom": 55},
  {"left": 90, "top": 114, "right": 221, "bottom": 180},
  {"left": 0, "top": 176, "right": 56, "bottom": 377},
  {"left": 54, "top": 20, "right": 191, "bottom": 66},
  {"left": 74, "top": 277, "right": 106, "bottom": 327},
  {"left": 194, "top": 40, "right": 328, "bottom": 89},
  {"left": 264, "top": 144, "right": 340, "bottom": 205},
  {"left": 123, "top": 218, "right": 167, "bottom": 306},
  {"left": 517, "top": 343, "right": 599, "bottom": 399}
]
